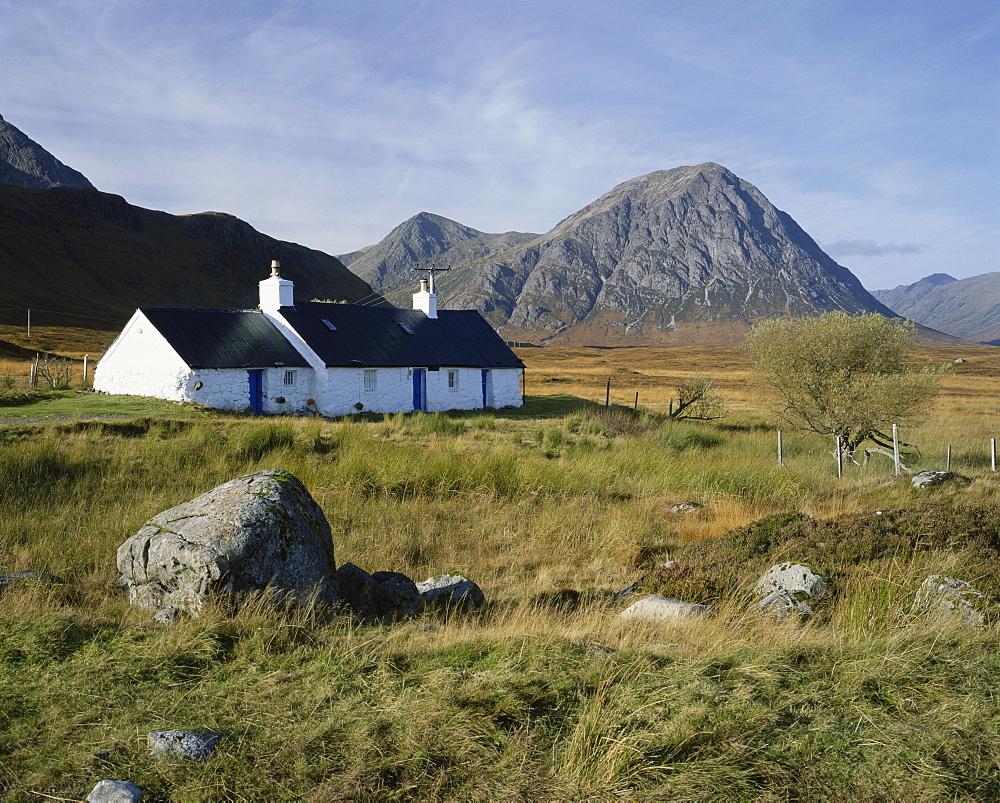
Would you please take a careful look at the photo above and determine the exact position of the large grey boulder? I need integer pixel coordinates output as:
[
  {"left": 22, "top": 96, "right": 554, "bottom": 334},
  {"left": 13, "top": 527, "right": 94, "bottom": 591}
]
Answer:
[
  {"left": 86, "top": 780, "right": 142, "bottom": 802},
  {"left": 118, "top": 469, "right": 338, "bottom": 618},
  {"left": 619, "top": 595, "right": 712, "bottom": 624},
  {"left": 754, "top": 562, "right": 832, "bottom": 602},
  {"left": 911, "top": 575, "right": 996, "bottom": 626}
]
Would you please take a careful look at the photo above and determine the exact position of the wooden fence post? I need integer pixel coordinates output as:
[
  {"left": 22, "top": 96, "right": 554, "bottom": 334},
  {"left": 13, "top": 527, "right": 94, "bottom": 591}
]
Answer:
[
  {"left": 605, "top": 377, "right": 610, "bottom": 407},
  {"left": 777, "top": 429, "right": 783, "bottom": 468},
  {"left": 892, "top": 424, "right": 901, "bottom": 476},
  {"left": 836, "top": 435, "right": 843, "bottom": 479},
  {"left": 83, "top": 354, "right": 89, "bottom": 386},
  {"left": 992, "top": 438, "right": 996, "bottom": 473},
  {"left": 633, "top": 392, "right": 638, "bottom": 411},
  {"left": 946, "top": 444, "right": 952, "bottom": 471}
]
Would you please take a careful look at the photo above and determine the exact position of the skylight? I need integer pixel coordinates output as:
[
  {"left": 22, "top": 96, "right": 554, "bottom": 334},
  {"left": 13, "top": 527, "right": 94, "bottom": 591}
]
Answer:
[
  {"left": 398, "top": 322, "right": 415, "bottom": 335},
  {"left": 321, "top": 319, "right": 337, "bottom": 331}
]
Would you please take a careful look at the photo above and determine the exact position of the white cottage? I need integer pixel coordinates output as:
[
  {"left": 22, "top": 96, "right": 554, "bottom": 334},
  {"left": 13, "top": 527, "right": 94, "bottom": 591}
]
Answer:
[{"left": 94, "top": 263, "right": 524, "bottom": 416}]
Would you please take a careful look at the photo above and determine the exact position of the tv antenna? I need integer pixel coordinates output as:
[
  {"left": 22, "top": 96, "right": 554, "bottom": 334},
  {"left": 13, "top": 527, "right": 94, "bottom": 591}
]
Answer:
[{"left": 413, "top": 261, "right": 451, "bottom": 293}]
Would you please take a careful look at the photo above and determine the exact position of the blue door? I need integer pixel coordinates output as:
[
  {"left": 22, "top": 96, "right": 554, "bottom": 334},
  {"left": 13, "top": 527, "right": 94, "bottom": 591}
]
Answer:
[
  {"left": 481, "top": 369, "right": 494, "bottom": 408},
  {"left": 248, "top": 369, "right": 264, "bottom": 414},
  {"left": 412, "top": 368, "right": 427, "bottom": 411}
]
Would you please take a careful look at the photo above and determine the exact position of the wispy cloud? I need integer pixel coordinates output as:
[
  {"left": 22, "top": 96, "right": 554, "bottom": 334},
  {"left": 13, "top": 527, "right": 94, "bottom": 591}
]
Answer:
[
  {"left": 0, "top": 0, "right": 995, "bottom": 288},
  {"left": 824, "top": 240, "right": 929, "bottom": 258}
]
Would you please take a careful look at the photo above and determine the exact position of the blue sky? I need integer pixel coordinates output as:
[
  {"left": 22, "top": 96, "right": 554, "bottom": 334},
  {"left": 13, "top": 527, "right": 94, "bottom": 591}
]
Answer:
[{"left": 2, "top": 0, "right": 997, "bottom": 291}]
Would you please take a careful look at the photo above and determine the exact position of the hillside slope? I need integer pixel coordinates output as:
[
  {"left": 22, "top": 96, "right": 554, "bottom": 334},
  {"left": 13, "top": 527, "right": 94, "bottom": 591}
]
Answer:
[
  {"left": 873, "top": 272, "right": 1000, "bottom": 343},
  {"left": 0, "top": 183, "right": 374, "bottom": 329},
  {"left": 357, "top": 163, "right": 893, "bottom": 345}
]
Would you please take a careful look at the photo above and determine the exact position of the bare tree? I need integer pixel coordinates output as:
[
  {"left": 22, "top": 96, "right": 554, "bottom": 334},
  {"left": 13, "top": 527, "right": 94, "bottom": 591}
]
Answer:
[
  {"left": 669, "top": 374, "right": 726, "bottom": 420},
  {"left": 35, "top": 354, "right": 72, "bottom": 390}
]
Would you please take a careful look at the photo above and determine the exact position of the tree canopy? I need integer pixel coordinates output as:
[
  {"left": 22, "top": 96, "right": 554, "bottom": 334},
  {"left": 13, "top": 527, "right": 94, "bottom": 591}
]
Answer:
[{"left": 744, "top": 312, "right": 940, "bottom": 455}]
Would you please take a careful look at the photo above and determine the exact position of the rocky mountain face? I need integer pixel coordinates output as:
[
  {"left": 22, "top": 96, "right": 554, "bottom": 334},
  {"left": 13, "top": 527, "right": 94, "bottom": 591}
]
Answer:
[
  {"left": 873, "top": 273, "right": 1000, "bottom": 344},
  {"left": 0, "top": 113, "right": 95, "bottom": 190},
  {"left": 0, "top": 182, "right": 374, "bottom": 328},
  {"left": 340, "top": 212, "right": 537, "bottom": 294},
  {"left": 353, "top": 163, "right": 892, "bottom": 345}
]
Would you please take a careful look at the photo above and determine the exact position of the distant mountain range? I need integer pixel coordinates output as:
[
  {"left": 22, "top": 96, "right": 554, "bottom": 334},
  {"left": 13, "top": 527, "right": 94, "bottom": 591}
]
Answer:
[
  {"left": 344, "top": 163, "right": 895, "bottom": 345},
  {"left": 0, "top": 114, "right": 373, "bottom": 329},
  {"left": 0, "top": 113, "right": 965, "bottom": 347},
  {"left": 873, "top": 273, "right": 1000, "bottom": 344}
]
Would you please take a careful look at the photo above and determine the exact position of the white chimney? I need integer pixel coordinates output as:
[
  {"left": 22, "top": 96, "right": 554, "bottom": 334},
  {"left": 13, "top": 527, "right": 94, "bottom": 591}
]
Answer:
[
  {"left": 259, "top": 259, "right": 294, "bottom": 312},
  {"left": 412, "top": 278, "right": 437, "bottom": 318}
]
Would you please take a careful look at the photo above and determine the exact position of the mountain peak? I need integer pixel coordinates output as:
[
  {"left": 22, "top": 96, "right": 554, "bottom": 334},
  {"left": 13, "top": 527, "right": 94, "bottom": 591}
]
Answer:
[
  {"left": 352, "top": 163, "right": 888, "bottom": 345},
  {"left": 0, "top": 114, "right": 95, "bottom": 190}
]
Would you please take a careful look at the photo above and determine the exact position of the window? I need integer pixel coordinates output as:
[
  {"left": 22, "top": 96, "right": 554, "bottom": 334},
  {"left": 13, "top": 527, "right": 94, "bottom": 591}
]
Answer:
[
  {"left": 283, "top": 370, "right": 296, "bottom": 386},
  {"left": 448, "top": 369, "right": 459, "bottom": 390},
  {"left": 364, "top": 369, "right": 377, "bottom": 392}
]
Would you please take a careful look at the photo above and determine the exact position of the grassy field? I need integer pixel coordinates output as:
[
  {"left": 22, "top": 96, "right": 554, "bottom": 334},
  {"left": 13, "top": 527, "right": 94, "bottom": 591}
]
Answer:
[{"left": 1, "top": 340, "right": 999, "bottom": 799}]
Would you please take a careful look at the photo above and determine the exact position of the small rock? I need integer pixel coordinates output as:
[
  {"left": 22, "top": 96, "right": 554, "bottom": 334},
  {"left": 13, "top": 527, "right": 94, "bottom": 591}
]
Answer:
[
  {"left": 670, "top": 502, "right": 703, "bottom": 514},
  {"left": 0, "top": 570, "right": 66, "bottom": 589},
  {"left": 417, "top": 573, "right": 485, "bottom": 609},
  {"left": 336, "top": 564, "right": 422, "bottom": 620},
  {"left": 611, "top": 582, "right": 639, "bottom": 601},
  {"left": 371, "top": 571, "right": 424, "bottom": 616},
  {"left": 619, "top": 595, "right": 712, "bottom": 623},
  {"left": 754, "top": 562, "right": 832, "bottom": 601},
  {"left": 911, "top": 575, "right": 996, "bottom": 626},
  {"left": 757, "top": 590, "right": 814, "bottom": 622},
  {"left": 911, "top": 470, "right": 969, "bottom": 490},
  {"left": 658, "top": 560, "right": 679, "bottom": 570},
  {"left": 87, "top": 780, "right": 143, "bottom": 802},
  {"left": 153, "top": 607, "right": 177, "bottom": 625},
  {"left": 147, "top": 729, "right": 219, "bottom": 760},
  {"left": 585, "top": 644, "right": 616, "bottom": 655}
]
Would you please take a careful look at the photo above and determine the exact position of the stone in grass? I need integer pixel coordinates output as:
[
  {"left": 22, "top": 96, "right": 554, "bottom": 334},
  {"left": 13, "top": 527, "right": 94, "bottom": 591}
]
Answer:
[
  {"left": 670, "top": 502, "right": 704, "bottom": 514},
  {"left": 117, "top": 469, "right": 339, "bottom": 619},
  {"left": 335, "top": 563, "right": 423, "bottom": 620},
  {"left": 417, "top": 574, "right": 485, "bottom": 610},
  {"left": 911, "top": 575, "right": 997, "bottom": 626},
  {"left": 86, "top": 780, "right": 143, "bottom": 802},
  {"left": 757, "top": 590, "right": 814, "bottom": 622},
  {"left": 754, "top": 562, "right": 832, "bottom": 602},
  {"left": 619, "top": 595, "right": 712, "bottom": 624},
  {"left": 147, "top": 729, "right": 220, "bottom": 760},
  {"left": 0, "top": 570, "right": 66, "bottom": 590},
  {"left": 911, "top": 470, "right": 970, "bottom": 490}
]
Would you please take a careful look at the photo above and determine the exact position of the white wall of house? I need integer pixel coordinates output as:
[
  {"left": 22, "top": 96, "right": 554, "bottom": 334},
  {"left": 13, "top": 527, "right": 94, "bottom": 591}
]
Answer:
[
  {"left": 317, "top": 365, "right": 523, "bottom": 416},
  {"left": 256, "top": 367, "right": 316, "bottom": 414},
  {"left": 94, "top": 312, "right": 194, "bottom": 401}
]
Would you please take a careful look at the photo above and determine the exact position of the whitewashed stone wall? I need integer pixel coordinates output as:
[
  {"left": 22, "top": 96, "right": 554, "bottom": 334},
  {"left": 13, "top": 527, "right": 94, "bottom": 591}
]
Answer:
[
  {"left": 318, "top": 366, "right": 523, "bottom": 416},
  {"left": 94, "top": 312, "right": 194, "bottom": 401}
]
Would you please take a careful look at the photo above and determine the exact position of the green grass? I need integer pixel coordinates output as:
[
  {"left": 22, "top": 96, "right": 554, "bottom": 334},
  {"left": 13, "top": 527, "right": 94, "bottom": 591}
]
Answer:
[
  {"left": 0, "top": 389, "right": 209, "bottom": 421},
  {"left": 1, "top": 397, "right": 1000, "bottom": 799}
]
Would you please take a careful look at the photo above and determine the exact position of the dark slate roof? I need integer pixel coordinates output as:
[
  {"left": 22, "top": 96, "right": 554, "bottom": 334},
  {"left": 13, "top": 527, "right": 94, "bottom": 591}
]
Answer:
[
  {"left": 141, "top": 309, "right": 310, "bottom": 369},
  {"left": 278, "top": 302, "right": 524, "bottom": 368}
]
